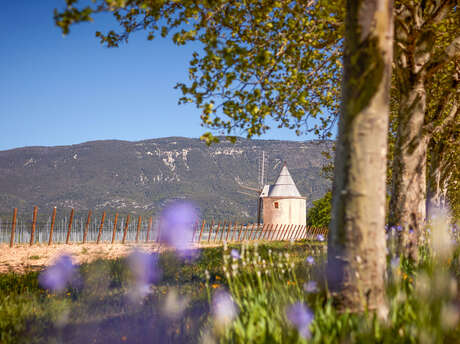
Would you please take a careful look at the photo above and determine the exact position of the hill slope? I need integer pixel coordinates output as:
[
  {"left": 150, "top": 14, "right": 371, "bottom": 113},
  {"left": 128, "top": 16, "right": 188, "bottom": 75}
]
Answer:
[{"left": 0, "top": 137, "right": 332, "bottom": 221}]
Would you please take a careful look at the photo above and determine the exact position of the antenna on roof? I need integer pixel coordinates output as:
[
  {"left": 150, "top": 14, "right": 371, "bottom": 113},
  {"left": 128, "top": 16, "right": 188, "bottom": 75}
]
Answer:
[
  {"left": 237, "top": 150, "right": 268, "bottom": 225},
  {"left": 258, "top": 151, "right": 268, "bottom": 189}
]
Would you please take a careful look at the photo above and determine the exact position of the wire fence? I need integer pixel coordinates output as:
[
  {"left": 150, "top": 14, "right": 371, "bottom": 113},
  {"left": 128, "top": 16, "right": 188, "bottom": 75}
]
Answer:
[{"left": 1, "top": 208, "right": 328, "bottom": 246}]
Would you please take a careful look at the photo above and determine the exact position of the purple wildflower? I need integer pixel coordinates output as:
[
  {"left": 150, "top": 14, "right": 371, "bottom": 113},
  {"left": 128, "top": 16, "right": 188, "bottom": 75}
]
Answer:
[
  {"left": 159, "top": 200, "right": 200, "bottom": 255},
  {"left": 286, "top": 302, "right": 314, "bottom": 338},
  {"left": 303, "top": 281, "right": 318, "bottom": 293},
  {"left": 317, "top": 234, "right": 325, "bottom": 242},
  {"left": 306, "top": 256, "right": 315, "bottom": 265},
  {"left": 390, "top": 257, "right": 400, "bottom": 269},
  {"left": 39, "top": 255, "right": 78, "bottom": 292},
  {"left": 127, "top": 249, "right": 161, "bottom": 300},
  {"left": 230, "top": 249, "right": 240, "bottom": 260},
  {"left": 212, "top": 290, "right": 239, "bottom": 326}
]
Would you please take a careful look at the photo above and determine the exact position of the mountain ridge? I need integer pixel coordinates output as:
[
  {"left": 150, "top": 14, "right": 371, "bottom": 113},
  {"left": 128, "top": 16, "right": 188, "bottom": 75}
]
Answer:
[{"left": 0, "top": 137, "right": 332, "bottom": 221}]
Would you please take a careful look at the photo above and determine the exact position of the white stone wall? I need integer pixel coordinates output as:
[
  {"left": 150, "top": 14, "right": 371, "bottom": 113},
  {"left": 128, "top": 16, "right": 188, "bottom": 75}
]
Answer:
[{"left": 262, "top": 197, "right": 306, "bottom": 225}]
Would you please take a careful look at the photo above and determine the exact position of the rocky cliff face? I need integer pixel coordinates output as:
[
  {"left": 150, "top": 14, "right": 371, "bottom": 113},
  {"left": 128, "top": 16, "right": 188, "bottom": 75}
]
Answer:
[{"left": 0, "top": 137, "right": 332, "bottom": 221}]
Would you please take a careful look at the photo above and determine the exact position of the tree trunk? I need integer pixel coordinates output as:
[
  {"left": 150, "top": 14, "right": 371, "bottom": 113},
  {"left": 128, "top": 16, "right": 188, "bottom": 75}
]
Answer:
[
  {"left": 327, "top": 0, "right": 393, "bottom": 313},
  {"left": 427, "top": 138, "right": 453, "bottom": 220},
  {"left": 389, "top": 77, "right": 428, "bottom": 259}
]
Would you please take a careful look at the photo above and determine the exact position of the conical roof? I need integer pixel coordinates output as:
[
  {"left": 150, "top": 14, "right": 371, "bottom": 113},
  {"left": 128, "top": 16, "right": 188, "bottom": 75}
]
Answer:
[{"left": 266, "top": 163, "right": 302, "bottom": 197}]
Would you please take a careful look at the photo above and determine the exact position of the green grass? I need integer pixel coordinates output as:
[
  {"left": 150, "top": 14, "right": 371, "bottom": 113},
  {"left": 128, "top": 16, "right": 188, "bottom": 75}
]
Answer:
[
  {"left": 0, "top": 242, "right": 315, "bottom": 343},
  {"left": 1, "top": 239, "right": 460, "bottom": 343}
]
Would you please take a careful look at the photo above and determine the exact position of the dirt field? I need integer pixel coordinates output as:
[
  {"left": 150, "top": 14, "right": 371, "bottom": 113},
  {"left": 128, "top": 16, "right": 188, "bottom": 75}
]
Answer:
[{"left": 0, "top": 242, "right": 222, "bottom": 274}]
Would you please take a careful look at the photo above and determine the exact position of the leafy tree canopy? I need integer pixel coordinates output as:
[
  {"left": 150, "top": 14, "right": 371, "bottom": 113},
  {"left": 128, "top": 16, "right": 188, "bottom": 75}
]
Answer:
[
  {"left": 307, "top": 191, "right": 331, "bottom": 228},
  {"left": 55, "top": 0, "right": 344, "bottom": 144}
]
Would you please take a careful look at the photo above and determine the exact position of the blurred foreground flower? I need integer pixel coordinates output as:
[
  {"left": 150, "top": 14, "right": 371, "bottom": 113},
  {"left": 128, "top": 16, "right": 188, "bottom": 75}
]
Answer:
[
  {"left": 127, "top": 249, "right": 161, "bottom": 301},
  {"left": 163, "top": 289, "right": 189, "bottom": 319},
  {"left": 212, "top": 290, "right": 239, "bottom": 328},
  {"left": 286, "top": 302, "right": 314, "bottom": 338},
  {"left": 317, "top": 234, "right": 325, "bottom": 242},
  {"left": 231, "top": 249, "right": 240, "bottom": 260},
  {"left": 306, "top": 256, "right": 315, "bottom": 265},
  {"left": 159, "top": 200, "right": 200, "bottom": 257},
  {"left": 39, "top": 255, "right": 78, "bottom": 292},
  {"left": 428, "top": 205, "right": 454, "bottom": 260},
  {"left": 303, "top": 281, "right": 318, "bottom": 293}
]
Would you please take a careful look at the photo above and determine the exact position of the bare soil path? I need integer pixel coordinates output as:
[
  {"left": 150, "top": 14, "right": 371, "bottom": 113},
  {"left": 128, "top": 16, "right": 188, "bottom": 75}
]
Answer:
[{"left": 0, "top": 242, "right": 225, "bottom": 274}]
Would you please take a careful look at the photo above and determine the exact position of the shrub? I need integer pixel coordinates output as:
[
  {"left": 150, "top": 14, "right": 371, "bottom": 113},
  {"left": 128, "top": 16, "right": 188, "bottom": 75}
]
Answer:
[{"left": 307, "top": 192, "right": 332, "bottom": 228}]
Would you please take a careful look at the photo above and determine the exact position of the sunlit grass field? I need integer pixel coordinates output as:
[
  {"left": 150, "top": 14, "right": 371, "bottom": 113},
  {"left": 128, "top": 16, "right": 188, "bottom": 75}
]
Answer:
[{"left": 1, "top": 236, "right": 460, "bottom": 343}]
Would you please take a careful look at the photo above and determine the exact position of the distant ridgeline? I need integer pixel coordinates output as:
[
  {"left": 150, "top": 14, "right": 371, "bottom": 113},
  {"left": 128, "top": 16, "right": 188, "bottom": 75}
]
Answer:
[{"left": 0, "top": 137, "right": 332, "bottom": 221}]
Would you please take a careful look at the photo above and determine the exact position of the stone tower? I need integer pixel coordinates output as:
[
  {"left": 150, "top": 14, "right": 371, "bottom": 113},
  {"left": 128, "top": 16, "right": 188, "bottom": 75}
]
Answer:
[{"left": 260, "top": 163, "right": 306, "bottom": 225}]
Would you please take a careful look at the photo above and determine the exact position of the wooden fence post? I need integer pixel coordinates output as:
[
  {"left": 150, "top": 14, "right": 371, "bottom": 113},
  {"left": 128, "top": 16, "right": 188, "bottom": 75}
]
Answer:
[
  {"left": 272, "top": 224, "right": 280, "bottom": 241},
  {"left": 146, "top": 216, "right": 153, "bottom": 243},
  {"left": 273, "top": 224, "right": 280, "bottom": 241},
  {"left": 299, "top": 225, "right": 308, "bottom": 240},
  {"left": 111, "top": 213, "right": 119, "bottom": 244},
  {"left": 268, "top": 224, "right": 276, "bottom": 241},
  {"left": 298, "top": 225, "right": 304, "bottom": 240},
  {"left": 282, "top": 224, "right": 289, "bottom": 240},
  {"left": 247, "top": 223, "right": 255, "bottom": 241},
  {"left": 257, "top": 224, "right": 265, "bottom": 240},
  {"left": 48, "top": 207, "right": 56, "bottom": 246},
  {"left": 252, "top": 223, "right": 259, "bottom": 240},
  {"left": 83, "top": 210, "right": 91, "bottom": 244},
  {"left": 65, "top": 208, "right": 74, "bottom": 244},
  {"left": 135, "top": 216, "right": 142, "bottom": 243},
  {"left": 262, "top": 224, "right": 271, "bottom": 240},
  {"left": 96, "top": 212, "right": 106, "bottom": 244},
  {"left": 231, "top": 222, "right": 237, "bottom": 241},
  {"left": 30, "top": 206, "right": 38, "bottom": 246},
  {"left": 214, "top": 222, "right": 221, "bottom": 242},
  {"left": 256, "top": 223, "right": 262, "bottom": 240},
  {"left": 290, "top": 224, "right": 297, "bottom": 240},
  {"left": 292, "top": 225, "right": 300, "bottom": 241},
  {"left": 207, "top": 220, "right": 214, "bottom": 243},
  {"left": 225, "top": 222, "right": 232, "bottom": 242},
  {"left": 279, "top": 224, "right": 287, "bottom": 241},
  {"left": 238, "top": 224, "right": 243, "bottom": 241},
  {"left": 281, "top": 224, "right": 290, "bottom": 241},
  {"left": 286, "top": 224, "right": 295, "bottom": 241},
  {"left": 122, "top": 215, "right": 130, "bottom": 244},
  {"left": 219, "top": 221, "right": 226, "bottom": 242},
  {"left": 192, "top": 221, "right": 199, "bottom": 243},
  {"left": 284, "top": 224, "right": 292, "bottom": 240},
  {"left": 198, "top": 220, "right": 206, "bottom": 243},
  {"left": 286, "top": 224, "right": 294, "bottom": 241},
  {"left": 9, "top": 208, "right": 17, "bottom": 248}
]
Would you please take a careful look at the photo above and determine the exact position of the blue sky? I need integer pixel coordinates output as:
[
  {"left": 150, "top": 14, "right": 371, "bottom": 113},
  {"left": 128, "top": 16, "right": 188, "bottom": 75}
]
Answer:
[{"left": 0, "top": 1, "right": 324, "bottom": 151}]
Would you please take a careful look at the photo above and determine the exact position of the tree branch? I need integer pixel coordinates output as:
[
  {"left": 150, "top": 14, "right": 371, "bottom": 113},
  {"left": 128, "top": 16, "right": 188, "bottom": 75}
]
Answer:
[
  {"left": 426, "top": 100, "right": 459, "bottom": 136},
  {"left": 426, "top": 35, "right": 460, "bottom": 77}
]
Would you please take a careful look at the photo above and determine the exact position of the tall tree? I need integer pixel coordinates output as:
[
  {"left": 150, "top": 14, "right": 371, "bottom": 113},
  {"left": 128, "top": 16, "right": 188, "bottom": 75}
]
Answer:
[
  {"left": 389, "top": 0, "right": 459, "bottom": 257},
  {"left": 54, "top": 0, "right": 344, "bottom": 144},
  {"left": 327, "top": 0, "right": 393, "bottom": 311}
]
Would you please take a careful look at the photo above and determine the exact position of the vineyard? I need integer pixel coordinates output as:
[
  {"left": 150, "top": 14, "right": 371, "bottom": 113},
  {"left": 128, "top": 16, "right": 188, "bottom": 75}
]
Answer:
[{"left": 1, "top": 207, "right": 327, "bottom": 246}]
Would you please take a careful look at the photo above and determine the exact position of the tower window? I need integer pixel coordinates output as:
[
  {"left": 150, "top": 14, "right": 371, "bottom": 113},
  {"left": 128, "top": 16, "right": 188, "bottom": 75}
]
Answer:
[{"left": 274, "top": 202, "right": 279, "bottom": 209}]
